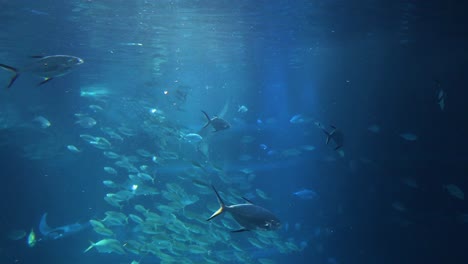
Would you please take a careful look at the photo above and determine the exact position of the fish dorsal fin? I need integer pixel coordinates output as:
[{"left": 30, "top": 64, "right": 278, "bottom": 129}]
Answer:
[{"left": 241, "top": 196, "right": 254, "bottom": 204}]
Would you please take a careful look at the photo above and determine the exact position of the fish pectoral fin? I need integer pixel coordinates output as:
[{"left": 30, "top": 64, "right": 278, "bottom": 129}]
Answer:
[
  {"left": 206, "top": 206, "right": 224, "bottom": 221},
  {"left": 38, "top": 77, "right": 54, "bottom": 86},
  {"left": 83, "top": 241, "right": 95, "bottom": 253},
  {"left": 231, "top": 228, "right": 249, "bottom": 233}
]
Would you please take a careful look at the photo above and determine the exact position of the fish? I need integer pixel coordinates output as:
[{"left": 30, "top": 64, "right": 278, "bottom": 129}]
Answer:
[
  {"left": 293, "top": 189, "right": 318, "bottom": 200},
  {"left": 27, "top": 228, "right": 36, "bottom": 247},
  {"left": 75, "top": 116, "right": 97, "bottom": 128},
  {"left": 289, "top": 114, "right": 312, "bottom": 124},
  {"left": 201, "top": 110, "right": 230, "bottom": 132},
  {"left": 8, "top": 229, "right": 27, "bottom": 241},
  {"left": 84, "top": 239, "right": 124, "bottom": 254},
  {"left": 367, "top": 124, "right": 380, "bottom": 133},
  {"left": 0, "top": 55, "right": 84, "bottom": 88},
  {"left": 444, "top": 184, "right": 464, "bottom": 200},
  {"left": 39, "top": 213, "right": 90, "bottom": 240},
  {"left": 33, "top": 116, "right": 51, "bottom": 128},
  {"left": 207, "top": 185, "right": 281, "bottom": 232},
  {"left": 66, "top": 145, "right": 81, "bottom": 153},
  {"left": 435, "top": 80, "right": 446, "bottom": 111},
  {"left": 322, "top": 125, "right": 343, "bottom": 150},
  {"left": 399, "top": 133, "right": 418, "bottom": 141},
  {"left": 238, "top": 105, "right": 248, "bottom": 113}
]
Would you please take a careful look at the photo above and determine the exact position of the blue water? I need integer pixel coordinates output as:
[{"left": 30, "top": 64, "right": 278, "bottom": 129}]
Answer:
[{"left": 1, "top": 0, "right": 467, "bottom": 264}]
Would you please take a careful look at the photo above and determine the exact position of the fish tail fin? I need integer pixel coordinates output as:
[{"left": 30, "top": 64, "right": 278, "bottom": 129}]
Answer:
[
  {"left": 39, "top": 213, "right": 52, "bottom": 236},
  {"left": 207, "top": 185, "right": 225, "bottom": 221},
  {"left": 323, "top": 130, "right": 331, "bottom": 144},
  {"left": 84, "top": 241, "right": 95, "bottom": 253},
  {"left": 323, "top": 126, "right": 336, "bottom": 144},
  {"left": 201, "top": 110, "right": 211, "bottom": 128},
  {"left": 0, "top": 64, "right": 19, "bottom": 89}
]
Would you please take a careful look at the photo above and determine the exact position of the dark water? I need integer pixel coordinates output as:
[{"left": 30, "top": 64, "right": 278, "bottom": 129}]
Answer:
[{"left": 1, "top": 0, "right": 467, "bottom": 264}]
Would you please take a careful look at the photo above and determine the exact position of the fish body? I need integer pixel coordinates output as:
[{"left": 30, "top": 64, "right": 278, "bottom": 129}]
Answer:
[
  {"left": 39, "top": 213, "right": 90, "bottom": 240},
  {"left": 201, "top": 110, "right": 230, "bottom": 132},
  {"left": 0, "top": 55, "right": 83, "bottom": 88},
  {"left": 33, "top": 116, "right": 51, "bottom": 128},
  {"left": 67, "top": 145, "right": 81, "bottom": 153},
  {"left": 289, "top": 114, "right": 312, "bottom": 124},
  {"left": 207, "top": 186, "right": 281, "bottom": 232},
  {"left": 444, "top": 184, "right": 464, "bottom": 200},
  {"left": 238, "top": 105, "right": 248, "bottom": 113},
  {"left": 293, "top": 189, "right": 318, "bottom": 200},
  {"left": 399, "top": 133, "right": 418, "bottom": 141}
]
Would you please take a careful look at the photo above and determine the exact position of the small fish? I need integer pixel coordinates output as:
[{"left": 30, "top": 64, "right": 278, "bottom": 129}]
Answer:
[
  {"left": 300, "top": 145, "right": 316, "bottom": 151},
  {"left": 33, "top": 116, "right": 51, "bottom": 128},
  {"left": 435, "top": 80, "right": 446, "bottom": 111},
  {"left": 367, "top": 124, "right": 380, "bottom": 133},
  {"left": 289, "top": 114, "right": 312, "bottom": 124},
  {"left": 238, "top": 105, "right": 248, "bottom": 113},
  {"left": 293, "top": 189, "right": 318, "bottom": 200},
  {"left": 323, "top": 125, "right": 343, "bottom": 150},
  {"left": 0, "top": 55, "right": 84, "bottom": 88},
  {"left": 66, "top": 145, "right": 81, "bottom": 153},
  {"left": 89, "top": 105, "right": 103, "bottom": 112},
  {"left": 391, "top": 201, "right": 406, "bottom": 212},
  {"left": 402, "top": 177, "right": 418, "bottom": 188},
  {"left": 27, "top": 229, "right": 36, "bottom": 247},
  {"left": 8, "top": 229, "right": 27, "bottom": 241},
  {"left": 75, "top": 116, "right": 97, "bottom": 128},
  {"left": 255, "top": 188, "right": 271, "bottom": 200},
  {"left": 399, "top": 133, "right": 418, "bottom": 141},
  {"left": 104, "top": 166, "right": 117, "bottom": 175},
  {"left": 207, "top": 185, "right": 281, "bottom": 232},
  {"left": 102, "top": 180, "right": 118, "bottom": 188},
  {"left": 444, "top": 184, "right": 464, "bottom": 200},
  {"left": 201, "top": 110, "right": 230, "bottom": 132}
]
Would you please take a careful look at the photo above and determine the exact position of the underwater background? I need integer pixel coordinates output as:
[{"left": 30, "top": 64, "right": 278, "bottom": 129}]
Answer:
[{"left": 1, "top": 0, "right": 467, "bottom": 264}]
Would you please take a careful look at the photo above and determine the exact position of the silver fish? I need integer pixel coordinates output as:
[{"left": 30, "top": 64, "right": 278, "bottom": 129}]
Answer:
[
  {"left": 0, "top": 55, "right": 83, "bottom": 88},
  {"left": 201, "top": 110, "right": 230, "bottom": 132},
  {"left": 207, "top": 186, "right": 281, "bottom": 232}
]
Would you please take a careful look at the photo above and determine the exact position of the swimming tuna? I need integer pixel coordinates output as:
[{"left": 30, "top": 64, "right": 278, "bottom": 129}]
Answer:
[
  {"left": 201, "top": 110, "right": 230, "bottom": 132},
  {"left": 0, "top": 55, "right": 84, "bottom": 88},
  {"left": 207, "top": 185, "right": 281, "bottom": 232}
]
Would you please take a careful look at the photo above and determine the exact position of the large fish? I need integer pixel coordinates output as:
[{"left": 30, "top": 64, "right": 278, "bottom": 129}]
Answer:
[
  {"left": 0, "top": 55, "right": 84, "bottom": 88},
  {"left": 39, "top": 213, "right": 90, "bottom": 240},
  {"left": 201, "top": 110, "right": 230, "bottom": 132},
  {"left": 207, "top": 185, "right": 281, "bottom": 232}
]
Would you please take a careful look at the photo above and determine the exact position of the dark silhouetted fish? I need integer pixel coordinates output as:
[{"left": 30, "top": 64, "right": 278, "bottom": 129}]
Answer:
[
  {"left": 0, "top": 55, "right": 84, "bottom": 88},
  {"left": 207, "top": 185, "right": 281, "bottom": 232},
  {"left": 39, "top": 213, "right": 90, "bottom": 240},
  {"left": 201, "top": 110, "right": 230, "bottom": 132}
]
